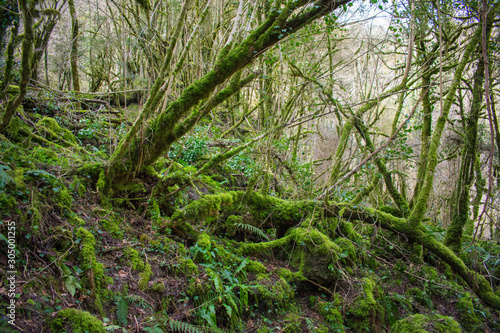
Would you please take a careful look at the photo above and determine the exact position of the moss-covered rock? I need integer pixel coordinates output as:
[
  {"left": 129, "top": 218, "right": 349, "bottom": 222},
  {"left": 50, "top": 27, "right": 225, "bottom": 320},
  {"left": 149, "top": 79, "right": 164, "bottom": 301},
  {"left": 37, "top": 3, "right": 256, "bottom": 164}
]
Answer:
[
  {"left": 391, "top": 314, "right": 462, "bottom": 333},
  {"left": 456, "top": 292, "right": 483, "bottom": 332},
  {"left": 243, "top": 227, "right": 340, "bottom": 284},
  {"left": 48, "top": 308, "right": 105, "bottom": 333},
  {"left": 311, "top": 294, "right": 345, "bottom": 332},
  {"left": 346, "top": 278, "right": 385, "bottom": 332},
  {"left": 251, "top": 275, "right": 295, "bottom": 312},
  {"left": 37, "top": 116, "right": 77, "bottom": 145}
]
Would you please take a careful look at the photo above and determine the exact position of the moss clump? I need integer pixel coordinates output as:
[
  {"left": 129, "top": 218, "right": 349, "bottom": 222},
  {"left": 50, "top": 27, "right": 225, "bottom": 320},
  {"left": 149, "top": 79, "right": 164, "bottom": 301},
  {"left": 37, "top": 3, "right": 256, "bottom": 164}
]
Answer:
[
  {"left": 101, "top": 218, "right": 123, "bottom": 239},
  {"left": 178, "top": 258, "right": 199, "bottom": 276},
  {"left": 456, "top": 292, "right": 483, "bottom": 331},
  {"left": 406, "top": 287, "right": 433, "bottom": 309},
  {"left": 283, "top": 313, "right": 302, "bottom": 332},
  {"left": 122, "top": 247, "right": 145, "bottom": 271},
  {"left": 171, "top": 192, "right": 235, "bottom": 224},
  {"left": 247, "top": 260, "right": 267, "bottom": 274},
  {"left": 346, "top": 278, "right": 385, "bottom": 332},
  {"left": 226, "top": 214, "right": 243, "bottom": 236},
  {"left": 391, "top": 314, "right": 462, "bottom": 333},
  {"left": 48, "top": 308, "right": 105, "bottom": 333},
  {"left": 75, "top": 227, "right": 111, "bottom": 296},
  {"left": 311, "top": 294, "right": 345, "bottom": 332},
  {"left": 337, "top": 220, "right": 362, "bottom": 242},
  {"left": 37, "top": 117, "right": 77, "bottom": 145},
  {"left": 242, "top": 227, "right": 340, "bottom": 284},
  {"left": 138, "top": 263, "right": 152, "bottom": 290},
  {"left": 334, "top": 237, "right": 358, "bottom": 265},
  {"left": 0, "top": 192, "right": 18, "bottom": 215},
  {"left": 252, "top": 275, "right": 295, "bottom": 312}
]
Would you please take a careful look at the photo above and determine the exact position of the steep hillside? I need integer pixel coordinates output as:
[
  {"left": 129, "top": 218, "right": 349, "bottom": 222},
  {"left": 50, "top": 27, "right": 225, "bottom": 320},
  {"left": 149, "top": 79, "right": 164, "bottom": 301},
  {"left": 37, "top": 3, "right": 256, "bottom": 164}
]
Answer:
[{"left": 1, "top": 99, "right": 500, "bottom": 332}]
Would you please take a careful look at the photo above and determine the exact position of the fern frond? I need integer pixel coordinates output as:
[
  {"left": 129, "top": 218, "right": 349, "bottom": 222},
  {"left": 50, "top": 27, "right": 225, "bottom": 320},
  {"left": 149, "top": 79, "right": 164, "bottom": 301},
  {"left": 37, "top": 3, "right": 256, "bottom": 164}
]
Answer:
[
  {"left": 234, "top": 223, "right": 269, "bottom": 241},
  {"left": 169, "top": 320, "right": 204, "bottom": 333},
  {"left": 194, "top": 291, "right": 221, "bottom": 308},
  {"left": 117, "top": 295, "right": 128, "bottom": 326}
]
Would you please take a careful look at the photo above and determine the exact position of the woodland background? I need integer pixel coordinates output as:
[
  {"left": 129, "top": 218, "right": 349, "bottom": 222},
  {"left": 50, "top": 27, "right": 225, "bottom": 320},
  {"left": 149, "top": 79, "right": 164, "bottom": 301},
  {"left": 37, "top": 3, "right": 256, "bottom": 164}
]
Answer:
[{"left": 1, "top": 0, "right": 500, "bottom": 332}]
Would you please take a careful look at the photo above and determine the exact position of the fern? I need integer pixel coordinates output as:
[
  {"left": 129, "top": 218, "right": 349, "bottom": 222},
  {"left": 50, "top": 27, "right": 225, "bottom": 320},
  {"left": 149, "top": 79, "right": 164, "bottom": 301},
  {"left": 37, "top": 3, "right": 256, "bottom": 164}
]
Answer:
[
  {"left": 126, "top": 294, "right": 153, "bottom": 311},
  {"left": 117, "top": 295, "right": 128, "bottom": 326},
  {"left": 234, "top": 223, "right": 269, "bottom": 241},
  {"left": 194, "top": 291, "right": 221, "bottom": 308},
  {"left": 169, "top": 320, "right": 204, "bottom": 333}
]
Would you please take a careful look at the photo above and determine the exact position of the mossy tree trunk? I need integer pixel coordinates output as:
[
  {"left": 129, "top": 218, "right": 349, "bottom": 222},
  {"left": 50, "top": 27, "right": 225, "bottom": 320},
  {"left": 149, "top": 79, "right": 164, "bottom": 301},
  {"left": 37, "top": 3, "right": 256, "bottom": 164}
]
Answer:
[
  {"left": 407, "top": 22, "right": 483, "bottom": 230},
  {"left": 31, "top": 6, "right": 61, "bottom": 84},
  {"left": 0, "top": 18, "right": 20, "bottom": 98},
  {"left": 444, "top": 25, "right": 491, "bottom": 252},
  {"left": 108, "top": 0, "right": 353, "bottom": 184},
  {"left": 0, "top": 0, "right": 36, "bottom": 132},
  {"left": 68, "top": 0, "right": 80, "bottom": 95}
]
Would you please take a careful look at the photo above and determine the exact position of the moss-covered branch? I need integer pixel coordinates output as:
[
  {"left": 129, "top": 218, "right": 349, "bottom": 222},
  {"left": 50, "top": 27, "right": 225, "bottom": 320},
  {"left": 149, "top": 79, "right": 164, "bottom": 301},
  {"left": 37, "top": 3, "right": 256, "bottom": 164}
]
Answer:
[{"left": 109, "top": 0, "right": 352, "bottom": 182}]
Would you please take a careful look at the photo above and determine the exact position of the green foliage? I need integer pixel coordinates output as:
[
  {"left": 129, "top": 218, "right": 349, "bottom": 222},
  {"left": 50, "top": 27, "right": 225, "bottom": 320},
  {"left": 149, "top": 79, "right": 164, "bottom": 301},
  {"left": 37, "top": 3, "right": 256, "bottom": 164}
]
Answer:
[
  {"left": 456, "top": 292, "right": 484, "bottom": 332},
  {"left": 49, "top": 308, "right": 105, "bottom": 333},
  {"left": 139, "top": 263, "right": 152, "bottom": 290},
  {"left": 169, "top": 320, "right": 205, "bottom": 333},
  {"left": 391, "top": 314, "right": 462, "bottom": 333},
  {"left": 116, "top": 295, "right": 128, "bottom": 327},
  {"left": 233, "top": 222, "right": 269, "bottom": 240},
  {"left": 311, "top": 294, "right": 345, "bottom": 332},
  {"left": 168, "top": 126, "right": 209, "bottom": 165}
]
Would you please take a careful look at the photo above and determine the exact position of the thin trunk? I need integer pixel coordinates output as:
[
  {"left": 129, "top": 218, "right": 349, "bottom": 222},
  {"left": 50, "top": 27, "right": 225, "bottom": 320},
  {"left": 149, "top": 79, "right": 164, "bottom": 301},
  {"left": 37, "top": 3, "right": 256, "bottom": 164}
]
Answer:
[
  {"left": 0, "top": 0, "right": 35, "bottom": 131},
  {"left": 69, "top": 0, "right": 80, "bottom": 93},
  {"left": 408, "top": 23, "right": 483, "bottom": 230}
]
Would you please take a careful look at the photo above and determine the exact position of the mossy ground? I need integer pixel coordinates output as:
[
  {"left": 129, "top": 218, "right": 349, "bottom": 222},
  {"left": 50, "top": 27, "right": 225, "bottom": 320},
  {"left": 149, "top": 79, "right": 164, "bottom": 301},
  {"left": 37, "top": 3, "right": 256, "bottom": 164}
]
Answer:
[{"left": 1, "top": 101, "right": 499, "bottom": 332}]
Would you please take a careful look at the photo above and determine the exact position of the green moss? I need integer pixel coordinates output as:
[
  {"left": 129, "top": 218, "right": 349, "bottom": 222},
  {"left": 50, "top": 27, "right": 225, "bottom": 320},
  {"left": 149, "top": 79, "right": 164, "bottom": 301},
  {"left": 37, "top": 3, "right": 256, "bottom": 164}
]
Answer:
[
  {"left": 334, "top": 237, "right": 358, "bottom": 265},
  {"left": 456, "top": 292, "right": 483, "bottom": 331},
  {"left": 391, "top": 314, "right": 462, "bottom": 333},
  {"left": 283, "top": 312, "right": 302, "bottom": 332},
  {"left": 122, "top": 247, "right": 145, "bottom": 271},
  {"left": 0, "top": 192, "right": 18, "bottom": 215},
  {"left": 312, "top": 294, "right": 345, "bottom": 332},
  {"left": 197, "top": 232, "right": 211, "bottom": 250},
  {"left": 242, "top": 227, "right": 340, "bottom": 284},
  {"left": 49, "top": 308, "right": 105, "bottom": 333},
  {"left": 338, "top": 220, "right": 362, "bottom": 242},
  {"left": 96, "top": 169, "right": 106, "bottom": 193},
  {"left": 178, "top": 258, "right": 199, "bottom": 276},
  {"left": 138, "top": 263, "right": 152, "bottom": 290},
  {"left": 150, "top": 281, "right": 165, "bottom": 292},
  {"left": 406, "top": 287, "right": 433, "bottom": 309},
  {"left": 252, "top": 275, "right": 295, "bottom": 312},
  {"left": 171, "top": 192, "right": 236, "bottom": 224},
  {"left": 226, "top": 214, "right": 243, "bottom": 236},
  {"left": 247, "top": 260, "right": 267, "bottom": 274},
  {"left": 37, "top": 117, "right": 77, "bottom": 145},
  {"left": 101, "top": 218, "right": 123, "bottom": 239},
  {"left": 75, "top": 227, "right": 110, "bottom": 295},
  {"left": 346, "top": 278, "right": 385, "bottom": 332}
]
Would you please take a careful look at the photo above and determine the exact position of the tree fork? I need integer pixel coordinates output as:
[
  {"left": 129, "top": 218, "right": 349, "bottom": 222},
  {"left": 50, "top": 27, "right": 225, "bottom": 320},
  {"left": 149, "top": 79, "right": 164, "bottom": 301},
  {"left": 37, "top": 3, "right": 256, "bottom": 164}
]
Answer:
[{"left": 108, "top": 0, "right": 352, "bottom": 182}]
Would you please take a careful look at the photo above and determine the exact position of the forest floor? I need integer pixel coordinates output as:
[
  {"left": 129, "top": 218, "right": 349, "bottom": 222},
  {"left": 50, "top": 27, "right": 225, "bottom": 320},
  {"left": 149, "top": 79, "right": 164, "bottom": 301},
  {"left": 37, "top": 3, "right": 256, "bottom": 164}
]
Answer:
[{"left": 1, "top": 97, "right": 500, "bottom": 332}]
